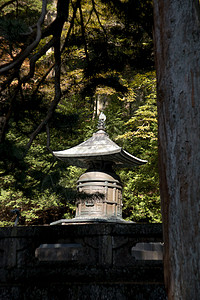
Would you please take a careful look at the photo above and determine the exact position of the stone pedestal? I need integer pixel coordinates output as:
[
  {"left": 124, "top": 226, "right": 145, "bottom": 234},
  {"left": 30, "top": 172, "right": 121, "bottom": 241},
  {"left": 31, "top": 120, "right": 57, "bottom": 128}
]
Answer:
[{"left": 76, "top": 170, "right": 122, "bottom": 219}]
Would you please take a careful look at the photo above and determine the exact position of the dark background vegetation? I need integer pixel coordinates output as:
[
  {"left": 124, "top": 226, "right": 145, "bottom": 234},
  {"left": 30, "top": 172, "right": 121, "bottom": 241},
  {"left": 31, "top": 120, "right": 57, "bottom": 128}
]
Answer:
[{"left": 0, "top": 0, "right": 160, "bottom": 225}]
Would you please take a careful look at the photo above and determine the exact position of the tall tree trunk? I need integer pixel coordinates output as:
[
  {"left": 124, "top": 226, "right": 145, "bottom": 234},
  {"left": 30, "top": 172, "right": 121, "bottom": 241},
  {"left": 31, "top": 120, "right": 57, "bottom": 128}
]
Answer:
[{"left": 153, "top": 1, "right": 200, "bottom": 299}]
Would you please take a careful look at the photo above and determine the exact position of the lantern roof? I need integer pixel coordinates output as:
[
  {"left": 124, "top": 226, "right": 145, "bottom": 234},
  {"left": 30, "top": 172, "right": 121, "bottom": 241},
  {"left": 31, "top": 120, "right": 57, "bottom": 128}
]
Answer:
[{"left": 53, "top": 113, "right": 147, "bottom": 169}]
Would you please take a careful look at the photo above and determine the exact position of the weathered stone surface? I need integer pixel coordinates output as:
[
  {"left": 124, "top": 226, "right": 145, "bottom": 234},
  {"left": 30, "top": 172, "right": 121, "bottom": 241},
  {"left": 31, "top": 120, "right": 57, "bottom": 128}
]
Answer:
[
  {"left": 132, "top": 242, "right": 163, "bottom": 260},
  {"left": 0, "top": 223, "right": 166, "bottom": 299},
  {"left": 0, "top": 284, "right": 166, "bottom": 300},
  {"left": 35, "top": 243, "right": 83, "bottom": 261},
  {"left": 53, "top": 129, "right": 147, "bottom": 169}
]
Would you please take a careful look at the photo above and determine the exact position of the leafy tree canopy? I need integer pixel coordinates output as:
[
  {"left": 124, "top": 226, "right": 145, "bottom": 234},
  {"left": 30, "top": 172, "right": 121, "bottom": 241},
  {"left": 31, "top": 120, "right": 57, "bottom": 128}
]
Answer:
[{"left": 0, "top": 0, "right": 160, "bottom": 226}]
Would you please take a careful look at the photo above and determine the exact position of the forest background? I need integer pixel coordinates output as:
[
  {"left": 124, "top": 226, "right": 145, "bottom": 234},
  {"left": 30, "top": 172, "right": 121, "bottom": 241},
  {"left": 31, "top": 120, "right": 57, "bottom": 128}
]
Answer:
[{"left": 0, "top": 0, "right": 160, "bottom": 226}]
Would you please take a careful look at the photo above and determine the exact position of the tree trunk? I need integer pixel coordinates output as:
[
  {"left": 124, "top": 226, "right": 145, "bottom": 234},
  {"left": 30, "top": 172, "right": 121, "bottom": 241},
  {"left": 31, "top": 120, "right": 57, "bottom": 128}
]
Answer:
[{"left": 153, "top": 1, "right": 200, "bottom": 299}]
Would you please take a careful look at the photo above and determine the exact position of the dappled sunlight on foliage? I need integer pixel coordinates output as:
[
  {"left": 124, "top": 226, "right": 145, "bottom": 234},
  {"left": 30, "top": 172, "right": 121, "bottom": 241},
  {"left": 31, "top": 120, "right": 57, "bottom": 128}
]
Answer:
[
  {"left": 116, "top": 72, "right": 160, "bottom": 222},
  {"left": 0, "top": 0, "right": 159, "bottom": 225}
]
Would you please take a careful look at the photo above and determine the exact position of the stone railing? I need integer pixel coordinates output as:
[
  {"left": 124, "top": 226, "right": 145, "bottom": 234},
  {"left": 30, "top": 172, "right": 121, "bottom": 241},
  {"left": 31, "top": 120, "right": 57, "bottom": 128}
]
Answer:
[{"left": 0, "top": 223, "right": 166, "bottom": 300}]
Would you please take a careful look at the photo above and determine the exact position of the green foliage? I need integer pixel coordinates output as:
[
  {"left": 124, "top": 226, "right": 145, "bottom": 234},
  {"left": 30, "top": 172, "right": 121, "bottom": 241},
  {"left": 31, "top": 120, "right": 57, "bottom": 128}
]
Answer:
[
  {"left": 116, "top": 72, "right": 161, "bottom": 222},
  {"left": 0, "top": 0, "right": 160, "bottom": 226},
  {"left": 0, "top": 18, "right": 29, "bottom": 43},
  {"left": 0, "top": 123, "right": 83, "bottom": 226},
  {"left": 0, "top": 0, "right": 42, "bottom": 50}
]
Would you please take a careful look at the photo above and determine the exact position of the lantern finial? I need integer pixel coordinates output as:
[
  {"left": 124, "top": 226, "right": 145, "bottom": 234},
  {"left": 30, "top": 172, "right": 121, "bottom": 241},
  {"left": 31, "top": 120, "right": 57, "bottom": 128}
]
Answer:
[{"left": 97, "top": 112, "right": 106, "bottom": 130}]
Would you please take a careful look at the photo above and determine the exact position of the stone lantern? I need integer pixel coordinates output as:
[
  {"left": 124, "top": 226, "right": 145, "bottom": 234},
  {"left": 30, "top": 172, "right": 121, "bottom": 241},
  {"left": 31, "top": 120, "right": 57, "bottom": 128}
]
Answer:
[{"left": 51, "top": 113, "right": 147, "bottom": 224}]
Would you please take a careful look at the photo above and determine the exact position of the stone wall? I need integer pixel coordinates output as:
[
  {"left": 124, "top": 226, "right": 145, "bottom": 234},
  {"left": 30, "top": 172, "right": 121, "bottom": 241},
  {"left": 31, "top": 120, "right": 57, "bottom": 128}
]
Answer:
[{"left": 0, "top": 223, "right": 166, "bottom": 300}]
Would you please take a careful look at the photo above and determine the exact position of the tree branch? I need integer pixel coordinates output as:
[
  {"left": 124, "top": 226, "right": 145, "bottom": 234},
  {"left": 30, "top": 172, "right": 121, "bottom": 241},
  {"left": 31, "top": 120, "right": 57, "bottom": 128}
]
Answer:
[
  {"left": 23, "top": 41, "right": 61, "bottom": 156},
  {"left": 21, "top": 37, "right": 56, "bottom": 83},
  {"left": 42, "top": 0, "right": 70, "bottom": 38},
  {"left": 0, "top": 0, "right": 47, "bottom": 74},
  {"left": 0, "top": 0, "right": 16, "bottom": 12},
  {"left": 32, "top": 64, "right": 55, "bottom": 98},
  {"left": 61, "top": 0, "right": 80, "bottom": 51},
  {"left": 92, "top": 0, "right": 107, "bottom": 38},
  {"left": 78, "top": 2, "right": 90, "bottom": 67},
  {"left": 46, "top": 123, "right": 54, "bottom": 155},
  {"left": 23, "top": 0, "right": 71, "bottom": 156}
]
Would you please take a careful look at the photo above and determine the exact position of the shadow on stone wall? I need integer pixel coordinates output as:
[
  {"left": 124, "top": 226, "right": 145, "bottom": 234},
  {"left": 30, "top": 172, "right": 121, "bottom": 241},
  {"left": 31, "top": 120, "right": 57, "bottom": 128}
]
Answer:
[{"left": 0, "top": 223, "right": 166, "bottom": 300}]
